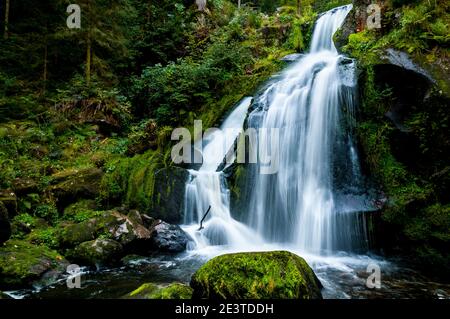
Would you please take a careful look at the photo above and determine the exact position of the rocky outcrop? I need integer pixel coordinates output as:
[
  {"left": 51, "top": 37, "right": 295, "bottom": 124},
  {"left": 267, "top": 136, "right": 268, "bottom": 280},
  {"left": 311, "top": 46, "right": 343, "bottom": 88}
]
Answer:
[
  {"left": 0, "top": 240, "right": 68, "bottom": 288},
  {"left": 150, "top": 221, "right": 190, "bottom": 253},
  {"left": 190, "top": 251, "right": 322, "bottom": 299},
  {"left": 125, "top": 282, "right": 193, "bottom": 299}
]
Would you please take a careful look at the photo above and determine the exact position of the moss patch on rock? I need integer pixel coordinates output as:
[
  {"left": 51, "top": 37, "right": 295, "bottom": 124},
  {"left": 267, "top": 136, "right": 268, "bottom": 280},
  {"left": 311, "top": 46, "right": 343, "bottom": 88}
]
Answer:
[
  {"left": 190, "top": 251, "right": 322, "bottom": 299},
  {"left": 127, "top": 282, "right": 193, "bottom": 299},
  {"left": 0, "top": 239, "right": 67, "bottom": 288}
]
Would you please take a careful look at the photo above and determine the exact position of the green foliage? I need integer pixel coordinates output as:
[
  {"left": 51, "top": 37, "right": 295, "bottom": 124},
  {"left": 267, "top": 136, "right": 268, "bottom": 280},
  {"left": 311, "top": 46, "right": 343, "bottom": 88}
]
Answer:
[
  {"left": 27, "top": 228, "right": 60, "bottom": 249},
  {"left": 33, "top": 204, "right": 59, "bottom": 224}
]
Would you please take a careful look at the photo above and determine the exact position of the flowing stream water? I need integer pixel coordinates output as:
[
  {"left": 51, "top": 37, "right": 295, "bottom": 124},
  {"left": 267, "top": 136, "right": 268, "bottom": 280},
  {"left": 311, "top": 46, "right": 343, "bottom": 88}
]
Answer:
[{"left": 7, "top": 5, "right": 449, "bottom": 299}]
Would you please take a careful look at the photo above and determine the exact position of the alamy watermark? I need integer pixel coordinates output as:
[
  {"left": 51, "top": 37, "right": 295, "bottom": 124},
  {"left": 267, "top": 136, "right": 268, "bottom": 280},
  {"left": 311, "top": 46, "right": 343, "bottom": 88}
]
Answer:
[
  {"left": 171, "top": 120, "right": 280, "bottom": 174},
  {"left": 66, "top": 4, "right": 81, "bottom": 29},
  {"left": 366, "top": 263, "right": 381, "bottom": 289},
  {"left": 66, "top": 264, "right": 82, "bottom": 289}
]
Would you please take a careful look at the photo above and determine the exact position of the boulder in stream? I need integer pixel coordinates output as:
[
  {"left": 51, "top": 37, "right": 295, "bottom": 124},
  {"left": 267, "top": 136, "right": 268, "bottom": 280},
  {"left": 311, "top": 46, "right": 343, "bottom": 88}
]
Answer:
[
  {"left": 190, "top": 251, "right": 322, "bottom": 299},
  {"left": 150, "top": 221, "right": 190, "bottom": 253}
]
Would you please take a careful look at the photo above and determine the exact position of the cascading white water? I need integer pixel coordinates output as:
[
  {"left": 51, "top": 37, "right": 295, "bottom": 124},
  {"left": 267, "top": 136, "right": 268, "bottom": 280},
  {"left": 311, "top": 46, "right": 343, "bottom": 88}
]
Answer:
[
  {"left": 247, "top": 5, "right": 366, "bottom": 254},
  {"left": 183, "top": 5, "right": 370, "bottom": 255},
  {"left": 183, "top": 97, "right": 263, "bottom": 249}
]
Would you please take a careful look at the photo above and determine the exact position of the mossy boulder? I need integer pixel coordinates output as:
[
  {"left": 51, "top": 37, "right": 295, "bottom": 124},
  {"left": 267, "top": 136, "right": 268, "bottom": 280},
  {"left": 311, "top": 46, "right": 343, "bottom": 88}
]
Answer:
[
  {"left": 126, "top": 282, "right": 193, "bottom": 299},
  {"left": 71, "top": 238, "right": 123, "bottom": 266},
  {"left": 48, "top": 167, "right": 103, "bottom": 209},
  {"left": 0, "top": 240, "right": 68, "bottom": 289},
  {"left": 59, "top": 210, "right": 152, "bottom": 251},
  {"left": 190, "top": 251, "right": 322, "bottom": 299}
]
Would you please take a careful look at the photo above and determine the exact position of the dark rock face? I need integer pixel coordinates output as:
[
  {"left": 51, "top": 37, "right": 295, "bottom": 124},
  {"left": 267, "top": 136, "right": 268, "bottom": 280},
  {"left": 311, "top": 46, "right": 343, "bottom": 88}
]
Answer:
[
  {"left": 48, "top": 167, "right": 103, "bottom": 210},
  {"left": 0, "top": 202, "right": 11, "bottom": 245},
  {"left": 150, "top": 221, "right": 189, "bottom": 252},
  {"left": 11, "top": 177, "right": 38, "bottom": 196},
  {"left": 372, "top": 62, "right": 432, "bottom": 171},
  {"left": 0, "top": 190, "right": 17, "bottom": 218},
  {"left": 151, "top": 167, "right": 189, "bottom": 224},
  {"left": 191, "top": 251, "right": 323, "bottom": 299}
]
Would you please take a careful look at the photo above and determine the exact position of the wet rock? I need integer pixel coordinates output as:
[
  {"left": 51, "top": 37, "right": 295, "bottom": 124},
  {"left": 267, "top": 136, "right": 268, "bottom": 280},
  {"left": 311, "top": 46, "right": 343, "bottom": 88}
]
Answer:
[
  {"left": 280, "top": 53, "right": 303, "bottom": 62},
  {"left": 150, "top": 221, "right": 189, "bottom": 253},
  {"left": 0, "top": 202, "right": 11, "bottom": 245},
  {"left": 140, "top": 214, "right": 155, "bottom": 229},
  {"left": 191, "top": 251, "right": 323, "bottom": 299},
  {"left": 0, "top": 240, "right": 68, "bottom": 289},
  {"left": 72, "top": 238, "right": 123, "bottom": 266},
  {"left": 48, "top": 167, "right": 103, "bottom": 209},
  {"left": 125, "top": 282, "right": 193, "bottom": 299}
]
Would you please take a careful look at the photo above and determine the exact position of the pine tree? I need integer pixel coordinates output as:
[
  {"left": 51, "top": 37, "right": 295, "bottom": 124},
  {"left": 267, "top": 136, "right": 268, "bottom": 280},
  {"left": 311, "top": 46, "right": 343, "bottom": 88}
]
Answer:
[{"left": 58, "top": 0, "right": 134, "bottom": 86}]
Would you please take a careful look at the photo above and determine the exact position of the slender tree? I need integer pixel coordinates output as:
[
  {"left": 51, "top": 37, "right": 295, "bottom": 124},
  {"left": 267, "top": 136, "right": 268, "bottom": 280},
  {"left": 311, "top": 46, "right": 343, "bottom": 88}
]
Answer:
[{"left": 4, "top": 0, "right": 10, "bottom": 39}]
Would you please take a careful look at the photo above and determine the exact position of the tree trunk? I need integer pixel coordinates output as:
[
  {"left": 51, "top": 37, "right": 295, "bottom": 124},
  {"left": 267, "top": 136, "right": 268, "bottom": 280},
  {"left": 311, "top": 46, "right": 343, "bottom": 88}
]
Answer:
[
  {"left": 86, "top": 34, "right": 91, "bottom": 85},
  {"left": 4, "top": 0, "right": 10, "bottom": 39},
  {"left": 86, "top": 0, "right": 91, "bottom": 85},
  {"left": 297, "top": 0, "right": 301, "bottom": 16},
  {"left": 238, "top": 0, "right": 241, "bottom": 9},
  {"left": 43, "top": 42, "right": 48, "bottom": 94}
]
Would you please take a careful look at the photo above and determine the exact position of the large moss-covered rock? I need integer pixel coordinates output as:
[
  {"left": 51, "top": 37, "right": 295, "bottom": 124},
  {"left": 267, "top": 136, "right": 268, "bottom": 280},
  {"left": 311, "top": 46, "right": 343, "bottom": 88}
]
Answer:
[
  {"left": 48, "top": 167, "right": 103, "bottom": 209},
  {"left": 0, "top": 240, "right": 68, "bottom": 288},
  {"left": 126, "top": 282, "right": 193, "bottom": 299},
  {"left": 190, "top": 251, "right": 322, "bottom": 299},
  {"left": 71, "top": 238, "right": 123, "bottom": 266}
]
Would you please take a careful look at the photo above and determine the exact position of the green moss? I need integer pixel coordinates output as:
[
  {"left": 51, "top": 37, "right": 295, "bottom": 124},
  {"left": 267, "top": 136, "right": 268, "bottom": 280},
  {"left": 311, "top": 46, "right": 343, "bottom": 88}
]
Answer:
[
  {"left": 127, "top": 282, "right": 193, "bottom": 299},
  {"left": 26, "top": 227, "right": 60, "bottom": 249},
  {"left": 190, "top": 251, "right": 322, "bottom": 299},
  {"left": 0, "top": 239, "right": 66, "bottom": 288}
]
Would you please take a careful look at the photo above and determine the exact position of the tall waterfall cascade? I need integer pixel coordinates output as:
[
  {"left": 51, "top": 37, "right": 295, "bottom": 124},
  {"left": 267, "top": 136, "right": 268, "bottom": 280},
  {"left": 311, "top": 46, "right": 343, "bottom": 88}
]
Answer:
[{"left": 182, "top": 5, "right": 373, "bottom": 255}]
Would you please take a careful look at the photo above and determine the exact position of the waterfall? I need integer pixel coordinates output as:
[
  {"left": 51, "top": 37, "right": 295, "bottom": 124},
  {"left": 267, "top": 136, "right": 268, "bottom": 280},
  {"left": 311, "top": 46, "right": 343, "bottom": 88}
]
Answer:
[
  {"left": 183, "top": 5, "right": 371, "bottom": 255},
  {"left": 183, "top": 97, "right": 263, "bottom": 249}
]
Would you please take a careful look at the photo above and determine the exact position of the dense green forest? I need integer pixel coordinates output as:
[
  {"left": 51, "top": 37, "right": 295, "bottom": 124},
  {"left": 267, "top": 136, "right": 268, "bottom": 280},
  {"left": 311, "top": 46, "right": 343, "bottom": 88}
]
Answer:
[{"left": 0, "top": 0, "right": 448, "bottom": 298}]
